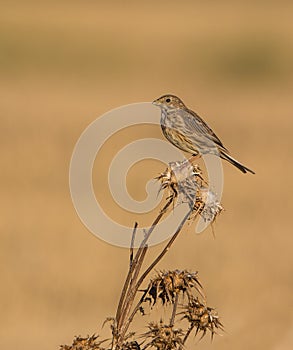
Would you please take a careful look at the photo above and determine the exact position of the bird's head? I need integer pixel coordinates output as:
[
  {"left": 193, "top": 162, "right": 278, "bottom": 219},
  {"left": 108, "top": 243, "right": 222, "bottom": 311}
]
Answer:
[{"left": 152, "top": 94, "right": 186, "bottom": 111}]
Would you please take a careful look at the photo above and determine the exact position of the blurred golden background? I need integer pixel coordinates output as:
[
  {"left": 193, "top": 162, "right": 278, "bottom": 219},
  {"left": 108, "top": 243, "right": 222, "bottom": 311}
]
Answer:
[{"left": 1, "top": 1, "right": 293, "bottom": 349}]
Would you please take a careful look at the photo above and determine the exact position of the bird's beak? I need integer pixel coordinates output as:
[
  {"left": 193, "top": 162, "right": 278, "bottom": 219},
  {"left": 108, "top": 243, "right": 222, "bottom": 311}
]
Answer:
[{"left": 152, "top": 99, "right": 160, "bottom": 106}]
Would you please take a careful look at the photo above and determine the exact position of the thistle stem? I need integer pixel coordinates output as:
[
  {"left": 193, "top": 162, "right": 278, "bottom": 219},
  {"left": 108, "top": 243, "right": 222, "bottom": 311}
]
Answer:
[
  {"left": 119, "top": 208, "right": 193, "bottom": 341},
  {"left": 183, "top": 325, "right": 195, "bottom": 345},
  {"left": 114, "top": 197, "right": 174, "bottom": 348},
  {"left": 170, "top": 293, "right": 179, "bottom": 327}
]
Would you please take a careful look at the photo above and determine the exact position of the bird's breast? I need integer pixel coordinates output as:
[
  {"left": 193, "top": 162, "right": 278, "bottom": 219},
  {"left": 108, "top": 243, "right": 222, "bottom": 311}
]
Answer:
[{"left": 160, "top": 110, "right": 184, "bottom": 129}]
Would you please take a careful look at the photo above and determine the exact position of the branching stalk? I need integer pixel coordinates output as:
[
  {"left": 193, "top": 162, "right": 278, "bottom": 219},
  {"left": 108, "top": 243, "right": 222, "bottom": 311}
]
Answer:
[
  {"left": 114, "top": 197, "right": 174, "bottom": 347},
  {"left": 119, "top": 208, "right": 193, "bottom": 341}
]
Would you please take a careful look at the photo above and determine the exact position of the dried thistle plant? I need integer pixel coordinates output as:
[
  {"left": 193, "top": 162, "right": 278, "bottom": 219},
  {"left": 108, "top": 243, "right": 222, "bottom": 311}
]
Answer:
[
  {"left": 180, "top": 296, "right": 224, "bottom": 341},
  {"left": 157, "top": 160, "right": 223, "bottom": 224},
  {"left": 61, "top": 160, "right": 224, "bottom": 350},
  {"left": 60, "top": 334, "right": 107, "bottom": 350},
  {"left": 142, "top": 321, "right": 184, "bottom": 350},
  {"left": 141, "top": 270, "right": 203, "bottom": 306}
]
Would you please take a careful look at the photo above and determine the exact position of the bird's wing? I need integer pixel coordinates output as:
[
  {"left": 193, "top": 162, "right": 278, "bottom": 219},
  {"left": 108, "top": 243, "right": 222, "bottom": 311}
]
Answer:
[{"left": 183, "top": 108, "right": 229, "bottom": 152}]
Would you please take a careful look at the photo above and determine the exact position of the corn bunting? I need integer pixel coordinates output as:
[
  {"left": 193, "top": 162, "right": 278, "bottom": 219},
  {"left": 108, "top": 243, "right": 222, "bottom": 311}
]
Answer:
[{"left": 153, "top": 94, "right": 254, "bottom": 174}]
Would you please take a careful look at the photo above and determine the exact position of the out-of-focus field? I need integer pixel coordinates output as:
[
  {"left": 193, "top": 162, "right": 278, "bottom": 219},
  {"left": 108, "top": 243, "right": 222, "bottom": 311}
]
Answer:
[{"left": 1, "top": 1, "right": 293, "bottom": 349}]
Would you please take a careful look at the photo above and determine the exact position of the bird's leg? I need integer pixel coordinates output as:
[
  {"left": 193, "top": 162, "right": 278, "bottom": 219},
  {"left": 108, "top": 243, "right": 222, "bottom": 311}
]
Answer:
[{"left": 188, "top": 153, "right": 201, "bottom": 164}]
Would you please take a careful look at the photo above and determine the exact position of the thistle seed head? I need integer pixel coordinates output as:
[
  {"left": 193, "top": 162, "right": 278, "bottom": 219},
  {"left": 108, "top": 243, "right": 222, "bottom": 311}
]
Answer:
[
  {"left": 59, "top": 334, "right": 106, "bottom": 350},
  {"left": 143, "top": 321, "right": 184, "bottom": 350},
  {"left": 157, "top": 160, "right": 223, "bottom": 224},
  {"left": 181, "top": 297, "right": 224, "bottom": 340},
  {"left": 141, "top": 269, "right": 203, "bottom": 306}
]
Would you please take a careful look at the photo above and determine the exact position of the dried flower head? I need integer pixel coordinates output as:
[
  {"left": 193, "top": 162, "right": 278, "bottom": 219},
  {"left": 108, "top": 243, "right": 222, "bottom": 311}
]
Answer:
[
  {"left": 157, "top": 160, "right": 202, "bottom": 205},
  {"left": 143, "top": 321, "right": 184, "bottom": 350},
  {"left": 181, "top": 297, "right": 224, "bottom": 340},
  {"left": 194, "top": 187, "right": 223, "bottom": 224},
  {"left": 157, "top": 160, "right": 223, "bottom": 224},
  {"left": 59, "top": 334, "right": 106, "bottom": 350},
  {"left": 121, "top": 340, "right": 141, "bottom": 350},
  {"left": 141, "top": 270, "right": 203, "bottom": 306}
]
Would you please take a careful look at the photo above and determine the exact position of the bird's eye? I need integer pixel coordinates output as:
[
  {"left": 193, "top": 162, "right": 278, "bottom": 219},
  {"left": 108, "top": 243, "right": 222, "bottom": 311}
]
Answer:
[{"left": 165, "top": 98, "right": 171, "bottom": 103}]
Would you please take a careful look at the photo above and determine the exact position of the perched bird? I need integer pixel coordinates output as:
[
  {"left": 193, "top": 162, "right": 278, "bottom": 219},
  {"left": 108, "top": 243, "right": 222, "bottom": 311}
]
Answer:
[{"left": 153, "top": 94, "right": 255, "bottom": 174}]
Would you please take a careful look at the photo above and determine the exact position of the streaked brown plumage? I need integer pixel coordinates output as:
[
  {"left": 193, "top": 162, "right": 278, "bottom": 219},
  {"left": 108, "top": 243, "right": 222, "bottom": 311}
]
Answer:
[{"left": 153, "top": 94, "right": 255, "bottom": 174}]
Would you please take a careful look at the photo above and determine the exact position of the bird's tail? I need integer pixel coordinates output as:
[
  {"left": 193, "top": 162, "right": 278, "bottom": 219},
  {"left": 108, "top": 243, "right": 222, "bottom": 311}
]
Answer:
[{"left": 220, "top": 152, "right": 255, "bottom": 174}]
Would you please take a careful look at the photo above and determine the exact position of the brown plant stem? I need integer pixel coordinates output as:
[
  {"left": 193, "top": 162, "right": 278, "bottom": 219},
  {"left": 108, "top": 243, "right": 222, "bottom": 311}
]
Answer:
[
  {"left": 114, "top": 197, "right": 174, "bottom": 347},
  {"left": 119, "top": 208, "right": 193, "bottom": 341},
  {"left": 129, "top": 222, "right": 138, "bottom": 268},
  {"left": 183, "top": 325, "right": 195, "bottom": 345},
  {"left": 135, "top": 208, "right": 192, "bottom": 291},
  {"left": 116, "top": 223, "right": 140, "bottom": 330},
  {"left": 117, "top": 245, "right": 148, "bottom": 338},
  {"left": 170, "top": 293, "right": 179, "bottom": 327}
]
